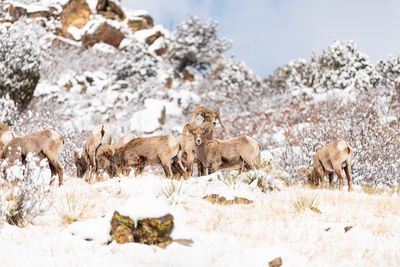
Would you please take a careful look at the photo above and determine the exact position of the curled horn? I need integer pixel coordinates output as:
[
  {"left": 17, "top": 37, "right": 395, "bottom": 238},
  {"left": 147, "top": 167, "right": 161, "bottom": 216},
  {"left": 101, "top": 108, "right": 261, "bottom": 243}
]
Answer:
[
  {"left": 182, "top": 123, "right": 196, "bottom": 136},
  {"left": 200, "top": 122, "right": 216, "bottom": 136},
  {"left": 96, "top": 144, "right": 114, "bottom": 157},
  {"left": 213, "top": 107, "right": 224, "bottom": 128},
  {"left": 191, "top": 106, "right": 210, "bottom": 123}
]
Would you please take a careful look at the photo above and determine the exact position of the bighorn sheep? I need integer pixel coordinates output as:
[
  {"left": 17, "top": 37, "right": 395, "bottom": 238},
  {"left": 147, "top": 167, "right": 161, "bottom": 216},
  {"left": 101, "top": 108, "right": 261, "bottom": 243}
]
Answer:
[
  {"left": 298, "top": 140, "right": 353, "bottom": 191},
  {"left": 1, "top": 129, "right": 64, "bottom": 185},
  {"left": 111, "top": 133, "right": 138, "bottom": 177},
  {"left": 95, "top": 135, "right": 186, "bottom": 178},
  {"left": 71, "top": 124, "right": 111, "bottom": 182},
  {"left": 0, "top": 122, "right": 15, "bottom": 152},
  {"left": 183, "top": 106, "right": 224, "bottom": 176},
  {"left": 186, "top": 122, "right": 261, "bottom": 173}
]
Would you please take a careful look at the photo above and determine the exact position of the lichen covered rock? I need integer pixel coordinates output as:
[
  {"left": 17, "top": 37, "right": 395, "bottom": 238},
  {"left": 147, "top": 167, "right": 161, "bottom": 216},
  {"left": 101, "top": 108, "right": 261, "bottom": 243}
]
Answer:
[
  {"left": 110, "top": 211, "right": 135, "bottom": 244},
  {"left": 134, "top": 214, "right": 174, "bottom": 245},
  {"left": 110, "top": 211, "right": 174, "bottom": 246}
]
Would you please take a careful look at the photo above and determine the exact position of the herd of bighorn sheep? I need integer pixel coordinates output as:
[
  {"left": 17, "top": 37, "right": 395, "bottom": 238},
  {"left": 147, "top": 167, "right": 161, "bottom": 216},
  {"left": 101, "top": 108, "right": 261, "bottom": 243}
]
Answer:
[{"left": 0, "top": 106, "right": 353, "bottom": 191}]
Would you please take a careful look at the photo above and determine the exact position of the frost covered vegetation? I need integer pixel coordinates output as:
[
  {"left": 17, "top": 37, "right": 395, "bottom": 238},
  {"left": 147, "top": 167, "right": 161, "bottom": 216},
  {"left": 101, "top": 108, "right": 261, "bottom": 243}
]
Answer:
[{"left": 1, "top": 0, "right": 400, "bottom": 265}]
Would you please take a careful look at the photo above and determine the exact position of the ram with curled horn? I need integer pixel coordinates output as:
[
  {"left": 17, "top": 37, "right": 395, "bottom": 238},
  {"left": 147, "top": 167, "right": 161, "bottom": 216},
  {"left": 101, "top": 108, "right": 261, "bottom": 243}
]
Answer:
[
  {"left": 191, "top": 106, "right": 224, "bottom": 128},
  {"left": 185, "top": 122, "right": 260, "bottom": 174},
  {"left": 176, "top": 123, "right": 205, "bottom": 178},
  {"left": 298, "top": 140, "right": 353, "bottom": 191}
]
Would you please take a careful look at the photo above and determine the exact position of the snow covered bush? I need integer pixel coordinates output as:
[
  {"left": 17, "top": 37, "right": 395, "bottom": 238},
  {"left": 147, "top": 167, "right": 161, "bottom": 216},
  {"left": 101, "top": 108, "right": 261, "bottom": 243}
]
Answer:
[
  {"left": 265, "top": 40, "right": 375, "bottom": 93},
  {"left": 204, "top": 57, "right": 263, "bottom": 112},
  {"left": 0, "top": 153, "right": 55, "bottom": 226},
  {"left": 313, "top": 40, "right": 374, "bottom": 91},
  {"left": 0, "top": 96, "right": 17, "bottom": 125},
  {"left": 265, "top": 59, "right": 314, "bottom": 94},
  {"left": 114, "top": 41, "right": 160, "bottom": 82},
  {"left": 167, "top": 16, "right": 231, "bottom": 72},
  {"left": 261, "top": 93, "right": 400, "bottom": 189},
  {"left": 0, "top": 21, "right": 40, "bottom": 108}
]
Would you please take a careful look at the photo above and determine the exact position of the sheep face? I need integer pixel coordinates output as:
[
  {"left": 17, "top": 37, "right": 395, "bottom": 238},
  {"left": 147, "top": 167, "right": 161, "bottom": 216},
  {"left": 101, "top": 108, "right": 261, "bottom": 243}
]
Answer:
[{"left": 72, "top": 150, "right": 88, "bottom": 178}]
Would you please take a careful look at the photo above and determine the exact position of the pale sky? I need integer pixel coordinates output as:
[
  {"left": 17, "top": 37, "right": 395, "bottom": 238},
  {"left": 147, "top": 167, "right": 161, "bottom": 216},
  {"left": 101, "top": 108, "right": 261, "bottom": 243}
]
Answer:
[{"left": 121, "top": 0, "right": 400, "bottom": 78}]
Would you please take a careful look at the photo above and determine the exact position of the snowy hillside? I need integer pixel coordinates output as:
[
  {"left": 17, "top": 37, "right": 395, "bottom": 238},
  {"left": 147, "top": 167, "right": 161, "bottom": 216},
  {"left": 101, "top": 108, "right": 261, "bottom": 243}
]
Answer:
[{"left": 1, "top": 0, "right": 400, "bottom": 266}]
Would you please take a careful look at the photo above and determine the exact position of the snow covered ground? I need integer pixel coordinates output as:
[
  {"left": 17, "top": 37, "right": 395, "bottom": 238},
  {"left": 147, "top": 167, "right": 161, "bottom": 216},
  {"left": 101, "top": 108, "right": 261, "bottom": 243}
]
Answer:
[{"left": 1, "top": 169, "right": 399, "bottom": 267}]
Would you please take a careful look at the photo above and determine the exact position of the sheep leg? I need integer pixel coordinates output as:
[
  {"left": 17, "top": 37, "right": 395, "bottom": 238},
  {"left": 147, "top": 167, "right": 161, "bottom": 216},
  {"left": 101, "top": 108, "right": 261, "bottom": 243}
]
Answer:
[
  {"left": 186, "top": 153, "right": 195, "bottom": 178},
  {"left": 160, "top": 157, "right": 173, "bottom": 178},
  {"left": 48, "top": 158, "right": 63, "bottom": 186},
  {"left": 345, "top": 164, "right": 352, "bottom": 192},
  {"left": 333, "top": 166, "right": 345, "bottom": 190},
  {"left": 328, "top": 173, "right": 334, "bottom": 188}
]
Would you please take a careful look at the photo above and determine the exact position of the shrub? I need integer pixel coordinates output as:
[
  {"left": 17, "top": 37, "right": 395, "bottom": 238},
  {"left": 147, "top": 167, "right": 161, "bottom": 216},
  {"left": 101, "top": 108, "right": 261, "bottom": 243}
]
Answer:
[
  {"left": 167, "top": 16, "right": 231, "bottom": 72},
  {"left": 0, "top": 153, "right": 55, "bottom": 226},
  {"left": 0, "top": 21, "right": 40, "bottom": 108},
  {"left": 114, "top": 41, "right": 160, "bottom": 82}
]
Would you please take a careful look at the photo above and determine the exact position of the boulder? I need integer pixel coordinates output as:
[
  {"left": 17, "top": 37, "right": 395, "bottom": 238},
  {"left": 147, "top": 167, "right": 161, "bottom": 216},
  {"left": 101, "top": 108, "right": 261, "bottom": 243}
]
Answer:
[
  {"left": 60, "top": 0, "right": 92, "bottom": 38},
  {"left": 128, "top": 15, "right": 153, "bottom": 32},
  {"left": 203, "top": 194, "right": 253, "bottom": 205},
  {"left": 96, "top": 0, "right": 125, "bottom": 20},
  {"left": 183, "top": 70, "right": 195, "bottom": 82},
  {"left": 145, "top": 31, "right": 163, "bottom": 46},
  {"left": 134, "top": 214, "right": 174, "bottom": 245},
  {"left": 110, "top": 211, "right": 175, "bottom": 247},
  {"left": 110, "top": 211, "right": 135, "bottom": 244},
  {"left": 269, "top": 257, "right": 282, "bottom": 267},
  {"left": 8, "top": 5, "right": 27, "bottom": 21},
  {"left": 82, "top": 22, "right": 124, "bottom": 48}
]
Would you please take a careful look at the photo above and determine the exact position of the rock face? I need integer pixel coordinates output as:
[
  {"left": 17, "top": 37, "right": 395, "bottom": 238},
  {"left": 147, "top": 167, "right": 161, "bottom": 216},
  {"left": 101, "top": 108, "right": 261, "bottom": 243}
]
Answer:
[
  {"left": 60, "top": 0, "right": 92, "bottom": 37},
  {"left": 203, "top": 194, "right": 253, "bottom": 205},
  {"left": 82, "top": 22, "right": 124, "bottom": 48},
  {"left": 110, "top": 211, "right": 174, "bottom": 246}
]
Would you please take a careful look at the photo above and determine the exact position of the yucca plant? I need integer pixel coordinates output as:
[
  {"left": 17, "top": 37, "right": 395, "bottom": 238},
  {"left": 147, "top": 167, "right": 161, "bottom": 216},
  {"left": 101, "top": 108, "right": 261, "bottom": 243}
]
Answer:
[
  {"left": 289, "top": 195, "right": 321, "bottom": 214},
  {"left": 54, "top": 187, "right": 90, "bottom": 224},
  {"left": 161, "top": 180, "right": 186, "bottom": 204}
]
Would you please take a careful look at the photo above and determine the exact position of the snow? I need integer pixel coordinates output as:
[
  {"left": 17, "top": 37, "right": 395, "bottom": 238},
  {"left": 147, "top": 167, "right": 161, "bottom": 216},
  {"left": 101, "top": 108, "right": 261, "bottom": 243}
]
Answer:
[
  {"left": 67, "top": 217, "right": 112, "bottom": 245},
  {"left": 1, "top": 172, "right": 399, "bottom": 266}
]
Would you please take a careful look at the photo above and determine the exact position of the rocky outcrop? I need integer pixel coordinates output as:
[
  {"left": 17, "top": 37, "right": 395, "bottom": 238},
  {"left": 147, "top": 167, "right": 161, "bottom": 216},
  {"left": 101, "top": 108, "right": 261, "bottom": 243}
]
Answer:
[
  {"left": 110, "top": 211, "right": 175, "bottom": 247},
  {"left": 60, "top": 0, "right": 92, "bottom": 38},
  {"left": 203, "top": 194, "right": 253, "bottom": 205},
  {"left": 81, "top": 22, "right": 124, "bottom": 48}
]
